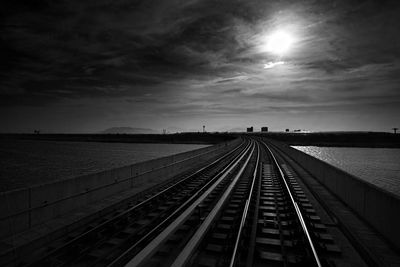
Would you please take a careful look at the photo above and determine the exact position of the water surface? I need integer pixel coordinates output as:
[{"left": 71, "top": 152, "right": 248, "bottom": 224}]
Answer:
[
  {"left": 292, "top": 146, "right": 400, "bottom": 196},
  {"left": 0, "top": 140, "right": 208, "bottom": 192}
]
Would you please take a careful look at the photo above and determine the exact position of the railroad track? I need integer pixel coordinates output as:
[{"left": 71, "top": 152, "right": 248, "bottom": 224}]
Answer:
[
  {"left": 19, "top": 138, "right": 373, "bottom": 267},
  {"left": 23, "top": 139, "right": 251, "bottom": 267},
  {"left": 120, "top": 139, "right": 341, "bottom": 267},
  {"left": 114, "top": 140, "right": 256, "bottom": 267}
]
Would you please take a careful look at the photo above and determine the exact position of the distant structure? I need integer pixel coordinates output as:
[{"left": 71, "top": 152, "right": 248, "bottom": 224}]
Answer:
[
  {"left": 34, "top": 130, "right": 40, "bottom": 134},
  {"left": 203, "top": 125, "right": 205, "bottom": 133},
  {"left": 261, "top": 127, "right": 268, "bottom": 132},
  {"left": 163, "top": 129, "right": 166, "bottom": 134},
  {"left": 285, "top": 129, "right": 289, "bottom": 132},
  {"left": 393, "top": 128, "right": 398, "bottom": 134},
  {"left": 247, "top": 127, "right": 253, "bottom": 133}
]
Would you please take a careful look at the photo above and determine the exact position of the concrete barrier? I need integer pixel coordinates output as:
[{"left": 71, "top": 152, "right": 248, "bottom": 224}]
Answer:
[
  {"left": 0, "top": 139, "right": 240, "bottom": 239},
  {"left": 267, "top": 139, "right": 400, "bottom": 250}
]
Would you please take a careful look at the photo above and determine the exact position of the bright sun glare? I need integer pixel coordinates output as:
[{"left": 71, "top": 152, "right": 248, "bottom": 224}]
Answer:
[{"left": 265, "top": 30, "right": 294, "bottom": 56}]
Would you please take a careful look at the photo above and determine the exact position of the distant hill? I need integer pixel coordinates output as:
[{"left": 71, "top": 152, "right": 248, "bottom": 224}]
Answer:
[
  {"left": 101, "top": 127, "right": 158, "bottom": 134},
  {"left": 227, "top": 127, "right": 246, "bottom": 132}
]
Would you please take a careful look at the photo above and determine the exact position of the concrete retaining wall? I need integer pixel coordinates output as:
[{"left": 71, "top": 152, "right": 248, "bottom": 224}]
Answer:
[
  {"left": 0, "top": 139, "right": 240, "bottom": 239},
  {"left": 268, "top": 139, "right": 400, "bottom": 250}
]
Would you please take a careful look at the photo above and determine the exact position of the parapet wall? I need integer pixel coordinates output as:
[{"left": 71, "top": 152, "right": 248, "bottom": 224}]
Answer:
[
  {"left": 268, "top": 139, "right": 400, "bottom": 250},
  {"left": 0, "top": 139, "right": 240, "bottom": 239}
]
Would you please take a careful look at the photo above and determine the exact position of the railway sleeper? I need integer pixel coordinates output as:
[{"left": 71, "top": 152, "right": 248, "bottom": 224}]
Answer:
[
  {"left": 272, "top": 153, "right": 344, "bottom": 262},
  {"left": 257, "top": 250, "right": 300, "bottom": 265}
]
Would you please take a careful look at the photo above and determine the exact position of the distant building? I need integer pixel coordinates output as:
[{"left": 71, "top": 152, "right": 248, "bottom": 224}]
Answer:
[
  {"left": 285, "top": 129, "right": 289, "bottom": 132},
  {"left": 261, "top": 127, "right": 268, "bottom": 132},
  {"left": 247, "top": 127, "right": 253, "bottom": 133}
]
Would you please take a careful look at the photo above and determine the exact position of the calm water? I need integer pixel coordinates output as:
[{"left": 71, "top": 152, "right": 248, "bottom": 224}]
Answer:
[
  {"left": 292, "top": 146, "right": 400, "bottom": 196},
  {"left": 0, "top": 140, "right": 208, "bottom": 192}
]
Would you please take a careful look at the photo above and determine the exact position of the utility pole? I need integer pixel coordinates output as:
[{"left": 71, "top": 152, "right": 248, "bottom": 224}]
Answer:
[{"left": 393, "top": 128, "right": 398, "bottom": 134}]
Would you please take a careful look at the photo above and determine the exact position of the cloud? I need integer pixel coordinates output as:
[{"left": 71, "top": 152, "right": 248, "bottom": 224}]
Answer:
[
  {"left": 1, "top": 0, "right": 400, "bottom": 132},
  {"left": 264, "top": 61, "right": 285, "bottom": 69}
]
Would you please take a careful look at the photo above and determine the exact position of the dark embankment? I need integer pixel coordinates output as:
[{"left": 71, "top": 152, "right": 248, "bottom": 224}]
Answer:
[
  {"left": 0, "top": 132, "right": 235, "bottom": 144},
  {"left": 252, "top": 132, "right": 400, "bottom": 148}
]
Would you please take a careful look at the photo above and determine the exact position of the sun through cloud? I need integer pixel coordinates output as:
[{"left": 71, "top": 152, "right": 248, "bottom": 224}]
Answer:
[
  {"left": 0, "top": 0, "right": 400, "bottom": 133},
  {"left": 263, "top": 30, "right": 295, "bottom": 56}
]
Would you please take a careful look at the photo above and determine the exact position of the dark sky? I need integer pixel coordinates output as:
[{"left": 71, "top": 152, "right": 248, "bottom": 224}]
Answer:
[{"left": 1, "top": 0, "right": 400, "bottom": 133}]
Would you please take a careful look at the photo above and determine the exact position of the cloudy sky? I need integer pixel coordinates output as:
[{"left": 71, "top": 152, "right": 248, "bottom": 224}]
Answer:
[{"left": 1, "top": 0, "right": 399, "bottom": 133}]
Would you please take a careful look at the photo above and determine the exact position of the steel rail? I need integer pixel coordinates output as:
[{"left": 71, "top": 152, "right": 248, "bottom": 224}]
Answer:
[
  {"left": 228, "top": 141, "right": 260, "bottom": 267},
  {"left": 30, "top": 139, "right": 246, "bottom": 266},
  {"left": 245, "top": 140, "right": 263, "bottom": 267},
  {"left": 261, "top": 140, "right": 322, "bottom": 267},
  {"left": 110, "top": 140, "right": 253, "bottom": 267},
  {"left": 266, "top": 140, "right": 383, "bottom": 267},
  {"left": 170, "top": 142, "right": 256, "bottom": 267}
]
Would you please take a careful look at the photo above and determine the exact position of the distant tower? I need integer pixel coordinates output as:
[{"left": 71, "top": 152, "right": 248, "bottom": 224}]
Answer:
[
  {"left": 393, "top": 128, "right": 398, "bottom": 134},
  {"left": 203, "top": 125, "right": 205, "bottom": 133}
]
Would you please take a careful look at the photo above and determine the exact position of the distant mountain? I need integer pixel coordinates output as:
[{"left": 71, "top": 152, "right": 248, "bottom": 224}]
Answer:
[
  {"left": 101, "top": 127, "right": 158, "bottom": 134},
  {"left": 165, "top": 127, "right": 185, "bottom": 133},
  {"left": 166, "top": 127, "right": 201, "bottom": 133},
  {"left": 227, "top": 127, "right": 246, "bottom": 132}
]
